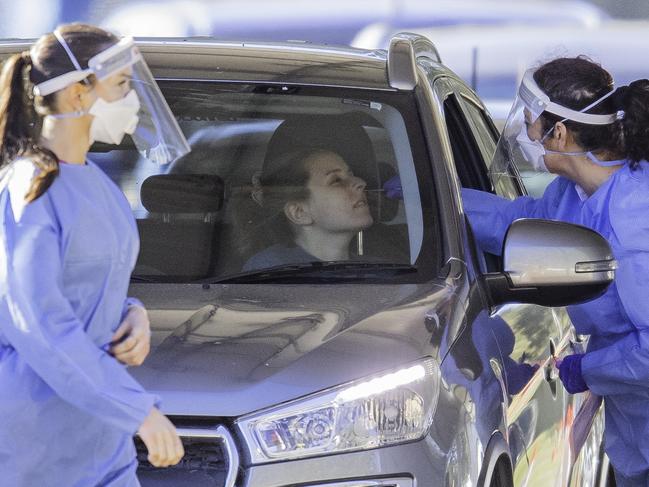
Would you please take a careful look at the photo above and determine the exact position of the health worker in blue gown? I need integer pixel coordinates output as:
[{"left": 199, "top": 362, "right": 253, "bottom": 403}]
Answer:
[
  {"left": 0, "top": 24, "right": 190, "bottom": 486},
  {"left": 462, "top": 57, "right": 649, "bottom": 486}
]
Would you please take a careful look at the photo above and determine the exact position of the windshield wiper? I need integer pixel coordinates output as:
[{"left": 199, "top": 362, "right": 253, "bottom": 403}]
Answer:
[
  {"left": 130, "top": 275, "right": 168, "bottom": 283},
  {"left": 201, "top": 261, "right": 417, "bottom": 284}
]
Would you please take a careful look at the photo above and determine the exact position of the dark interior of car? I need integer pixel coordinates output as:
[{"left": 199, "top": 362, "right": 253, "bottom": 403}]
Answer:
[{"left": 97, "top": 112, "right": 411, "bottom": 281}]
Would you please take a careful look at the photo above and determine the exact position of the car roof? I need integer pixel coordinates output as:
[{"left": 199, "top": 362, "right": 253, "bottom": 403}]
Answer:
[{"left": 0, "top": 38, "right": 395, "bottom": 91}]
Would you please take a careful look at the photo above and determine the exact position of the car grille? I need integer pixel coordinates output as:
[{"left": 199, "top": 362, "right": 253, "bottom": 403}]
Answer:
[{"left": 135, "top": 425, "right": 239, "bottom": 487}]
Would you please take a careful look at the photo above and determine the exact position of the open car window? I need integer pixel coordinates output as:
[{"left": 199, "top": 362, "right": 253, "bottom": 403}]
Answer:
[{"left": 91, "top": 82, "right": 439, "bottom": 283}]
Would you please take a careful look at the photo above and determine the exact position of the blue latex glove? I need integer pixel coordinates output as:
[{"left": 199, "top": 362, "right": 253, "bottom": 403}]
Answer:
[
  {"left": 383, "top": 175, "right": 403, "bottom": 199},
  {"left": 558, "top": 354, "right": 588, "bottom": 394}
]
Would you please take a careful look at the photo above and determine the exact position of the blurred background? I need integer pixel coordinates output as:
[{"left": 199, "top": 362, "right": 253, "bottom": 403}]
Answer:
[{"left": 1, "top": 0, "right": 647, "bottom": 131}]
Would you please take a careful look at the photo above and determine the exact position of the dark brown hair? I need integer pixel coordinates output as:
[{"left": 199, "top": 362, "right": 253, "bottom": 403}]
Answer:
[
  {"left": 612, "top": 80, "right": 649, "bottom": 166},
  {"left": 0, "top": 23, "right": 117, "bottom": 202},
  {"left": 258, "top": 149, "right": 318, "bottom": 243},
  {"left": 534, "top": 56, "right": 649, "bottom": 168},
  {"left": 533, "top": 56, "right": 620, "bottom": 156}
]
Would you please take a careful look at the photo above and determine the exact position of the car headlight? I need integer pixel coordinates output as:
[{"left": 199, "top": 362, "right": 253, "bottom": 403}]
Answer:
[{"left": 237, "top": 357, "right": 439, "bottom": 463}]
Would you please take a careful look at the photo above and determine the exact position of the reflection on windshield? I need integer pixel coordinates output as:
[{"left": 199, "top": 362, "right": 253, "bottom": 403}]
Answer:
[{"left": 92, "top": 83, "right": 434, "bottom": 283}]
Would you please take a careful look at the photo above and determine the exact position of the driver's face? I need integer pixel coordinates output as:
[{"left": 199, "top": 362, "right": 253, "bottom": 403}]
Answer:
[{"left": 302, "top": 151, "right": 373, "bottom": 234}]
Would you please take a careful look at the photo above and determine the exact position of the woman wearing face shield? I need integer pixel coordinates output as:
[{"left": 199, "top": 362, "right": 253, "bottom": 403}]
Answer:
[
  {"left": 463, "top": 57, "right": 649, "bottom": 485},
  {"left": 0, "top": 24, "right": 187, "bottom": 485}
]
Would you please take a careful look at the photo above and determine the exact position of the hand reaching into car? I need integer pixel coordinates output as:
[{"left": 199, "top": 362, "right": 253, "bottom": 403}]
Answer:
[
  {"left": 382, "top": 175, "right": 403, "bottom": 199},
  {"left": 138, "top": 408, "right": 185, "bottom": 467},
  {"left": 110, "top": 305, "right": 152, "bottom": 366}
]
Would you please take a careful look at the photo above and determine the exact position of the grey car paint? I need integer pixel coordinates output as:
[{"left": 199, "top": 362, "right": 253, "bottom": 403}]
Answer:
[{"left": 129, "top": 282, "right": 451, "bottom": 417}]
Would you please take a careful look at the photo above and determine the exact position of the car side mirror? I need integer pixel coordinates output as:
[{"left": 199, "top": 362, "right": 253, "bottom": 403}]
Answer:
[{"left": 484, "top": 218, "right": 616, "bottom": 307}]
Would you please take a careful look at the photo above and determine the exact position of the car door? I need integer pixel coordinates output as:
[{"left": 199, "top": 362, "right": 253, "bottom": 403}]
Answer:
[
  {"left": 434, "top": 76, "right": 573, "bottom": 486},
  {"left": 451, "top": 88, "right": 604, "bottom": 487}
]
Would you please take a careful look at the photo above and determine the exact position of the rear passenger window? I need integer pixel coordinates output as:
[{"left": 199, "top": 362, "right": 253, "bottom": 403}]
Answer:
[
  {"left": 456, "top": 95, "right": 522, "bottom": 200},
  {"left": 443, "top": 92, "right": 510, "bottom": 272},
  {"left": 442, "top": 95, "right": 492, "bottom": 192}
]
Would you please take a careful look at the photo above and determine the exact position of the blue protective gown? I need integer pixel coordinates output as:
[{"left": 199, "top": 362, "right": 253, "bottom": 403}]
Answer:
[
  {"left": 463, "top": 161, "right": 649, "bottom": 477},
  {"left": 0, "top": 159, "right": 157, "bottom": 486}
]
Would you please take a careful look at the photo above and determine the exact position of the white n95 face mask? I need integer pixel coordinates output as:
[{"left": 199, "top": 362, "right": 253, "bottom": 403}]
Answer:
[
  {"left": 89, "top": 90, "right": 140, "bottom": 145},
  {"left": 515, "top": 123, "right": 550, "bottom": 173}
]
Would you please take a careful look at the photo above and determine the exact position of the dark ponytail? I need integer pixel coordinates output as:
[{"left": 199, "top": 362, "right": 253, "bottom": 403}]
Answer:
[
  {"left": 614, "top": 80, "right": 649, "bottom": 167},
  {"left": 0, "top": 52, "right": 59, "bottom": 202}
]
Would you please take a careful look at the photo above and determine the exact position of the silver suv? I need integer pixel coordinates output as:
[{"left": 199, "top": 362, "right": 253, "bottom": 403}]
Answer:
[{"left": 0, "top": 33, "right": 616, "bottom": 486}]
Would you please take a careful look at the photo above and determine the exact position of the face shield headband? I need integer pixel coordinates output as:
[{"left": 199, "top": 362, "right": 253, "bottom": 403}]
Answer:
[
  {"left": 32, "top": 30, "right": 140, "bottom": 96},
  {"left": 519, "top": 69, "right": 620, "bottom": 125},
  {"left": 32, "top": 29, "right": 190, "bottom": 165},
  {"left": 488, "top": 69, "right": 622, "bottom": 183}
]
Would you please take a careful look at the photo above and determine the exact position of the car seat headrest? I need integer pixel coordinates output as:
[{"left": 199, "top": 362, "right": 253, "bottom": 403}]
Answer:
[
  {"left": 166, "top": 122, "right": 279, "bottom": 181},
  {"left": 263, "top": 115, "right": 377, "bottom": 184},
  {"left": 141, "top": 174, "right": 224, "bottom": 213}
]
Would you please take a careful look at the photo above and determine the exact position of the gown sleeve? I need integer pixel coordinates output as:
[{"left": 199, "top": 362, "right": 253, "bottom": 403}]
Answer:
[
  {"left": 461, "top": 178, "right": 566, "bottom": 255},
  {"left": 0, "top": 184, "right": 157, "bottom": 435},
  {"left": 121, "top": 296, "right": 145, "bottom": 321},
  {"left": 580, "top": 172, "right": 649, "bottom": 395}
]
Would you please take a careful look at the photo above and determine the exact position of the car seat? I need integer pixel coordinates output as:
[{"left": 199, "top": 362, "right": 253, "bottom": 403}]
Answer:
[
  {"left": 165, "top": 121, "right": 279, "bottom": 277},
  {"left": 135, "top": 173, "right": 224, "bottom": 278}
]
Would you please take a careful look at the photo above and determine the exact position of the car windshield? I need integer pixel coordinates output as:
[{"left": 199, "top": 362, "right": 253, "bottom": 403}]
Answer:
[{"left": 92, "top": 82, "right": 439, "bottom": 283}]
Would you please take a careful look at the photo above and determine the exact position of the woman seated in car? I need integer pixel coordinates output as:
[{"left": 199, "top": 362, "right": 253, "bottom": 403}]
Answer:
[{"left": 243, "top": 148, "right": 374, "bottom": 270}]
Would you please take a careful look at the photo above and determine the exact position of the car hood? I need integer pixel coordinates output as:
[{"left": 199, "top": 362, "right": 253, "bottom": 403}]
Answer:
[{"left": 129, "top": 281, "right": 453, "bottom": 417}]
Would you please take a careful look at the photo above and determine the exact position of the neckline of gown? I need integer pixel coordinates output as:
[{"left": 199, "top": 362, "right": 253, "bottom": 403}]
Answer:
[{"left": 573, "top": 161, "right": 629, "bottom": 205}]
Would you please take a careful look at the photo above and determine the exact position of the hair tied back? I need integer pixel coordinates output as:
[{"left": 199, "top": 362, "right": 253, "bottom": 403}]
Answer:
[
  {"left": 20, "top": 51, "right": 34, "bottom": 102},
  {"left": 611, "top": 85, "right": 630, "bottom": 111}
]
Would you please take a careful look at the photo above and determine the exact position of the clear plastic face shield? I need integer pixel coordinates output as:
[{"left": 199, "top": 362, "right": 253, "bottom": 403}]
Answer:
[
  {"left": 33, "top": 30, "right": 190, "bottom": 165},
  {"left": 489, "top": 68, "right": 618, "bottom": 188}
]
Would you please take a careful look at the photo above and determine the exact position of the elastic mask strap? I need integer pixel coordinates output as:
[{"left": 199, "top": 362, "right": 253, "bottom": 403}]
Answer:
[
  {"left": 541, "top": 118, "right": 626, "bottom": 164},
  {"left": 544, "top": 147, "right": 626, "bottom": 163},
  {"left": 541, "top": 127, "right": 588, "bottom": 157},
  {"left": 539, "top": 125, "right": 554, "bottom": 143},
  {"left": 46, "top": 111, "right": 86, "bottom": 120},
  {"left": 586, "top": 152, "right": 626, "bottom": 167},
  {"left": 545, "top": 148, "right": 587, "bottom": 157}
]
